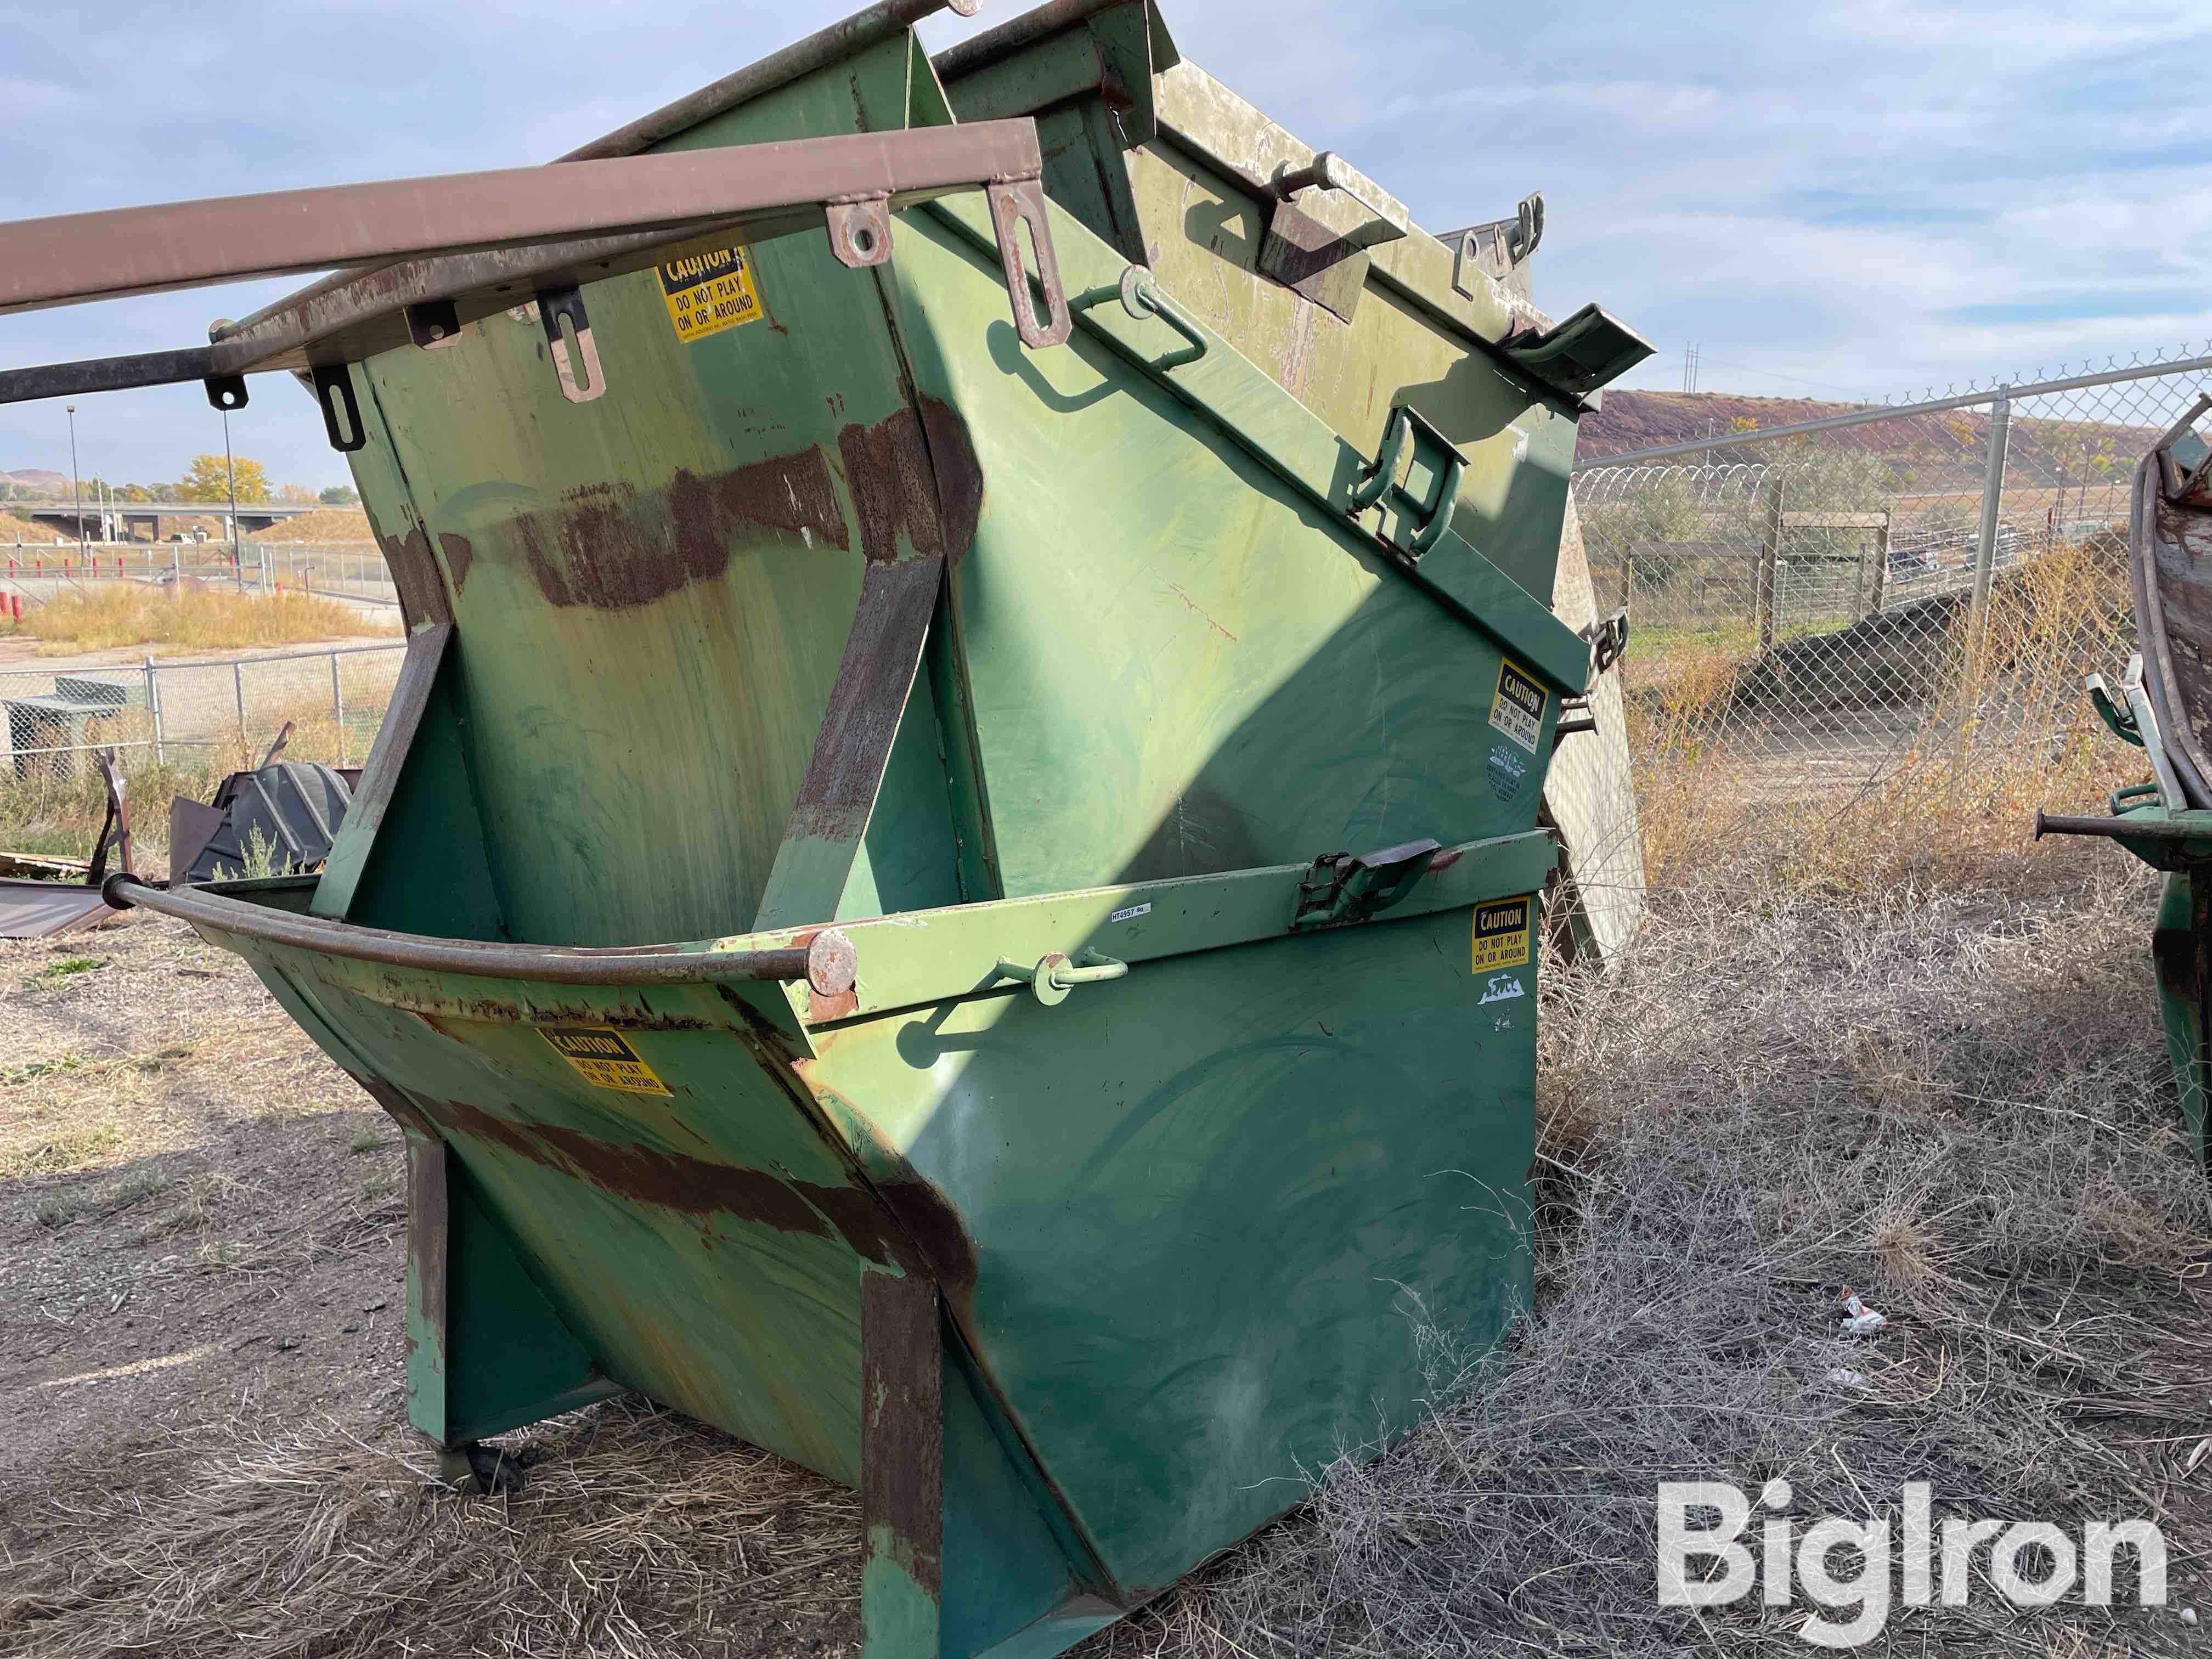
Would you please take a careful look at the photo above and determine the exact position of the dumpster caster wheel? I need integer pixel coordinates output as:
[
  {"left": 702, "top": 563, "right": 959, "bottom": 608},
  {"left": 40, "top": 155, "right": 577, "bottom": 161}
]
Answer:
[{"left": 439, "top": 1442, "right": 524, "bottom": 1495}]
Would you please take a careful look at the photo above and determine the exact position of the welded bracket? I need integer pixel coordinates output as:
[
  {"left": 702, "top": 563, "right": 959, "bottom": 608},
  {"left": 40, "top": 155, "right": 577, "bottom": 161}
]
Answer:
[
  {"left": 312, "top": 364, "right": 368, "bottom": 450},
  {"left": 986, "top": 177, "right": 1071, "bottom": 349},
  {"left": 1290, "top": 837, "right": 1442, "bottom": 930},
  {"left": 1502, "top": 302, "right": 1654, "bottom": 401},
  {"left": 535, "top": 285, "right": 605, "bottom": 404},
  {"left": 1448, "top": 193, "right": 1545, "bottom": 300},
  {"left": 826, "top": 196, "right": 896, "bottom": 269},
  {"left": 1257, "top": 150, "right": 1408, "bottom": 324},
  {"left": 1350, "top": 404, "right": 1468, "bottom": 560}
]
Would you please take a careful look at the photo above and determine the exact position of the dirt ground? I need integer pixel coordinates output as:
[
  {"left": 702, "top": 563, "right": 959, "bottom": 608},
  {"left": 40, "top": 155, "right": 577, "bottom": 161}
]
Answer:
[
  {"left": 0, "top": 911, "right": 404, "bottom": 1491},
  {"left": 0, "top": 910, "right": 862, "bottom": 1658}
]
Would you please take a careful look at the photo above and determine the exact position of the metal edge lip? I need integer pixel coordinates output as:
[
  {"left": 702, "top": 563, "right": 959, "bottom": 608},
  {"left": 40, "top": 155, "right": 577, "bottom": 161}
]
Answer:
[
  {"left": 803, "top": 830, "right": 1562, "bottom": 1026},
  {"left": 115, "top": 831, "right": 1558, "bottom": 1022}
]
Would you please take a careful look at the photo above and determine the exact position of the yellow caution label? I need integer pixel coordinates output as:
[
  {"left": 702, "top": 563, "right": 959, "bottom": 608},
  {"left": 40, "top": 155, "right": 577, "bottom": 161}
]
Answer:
[
  {"left": 657, "top": 240, "right": 763, "bottom": 345},
  {"left": 1488, "top": 658, "right": 1547, "bottom": 754},
  {"left": 539, "top": 1025, "right": 671, "bottom": 1096},
  {"left": 1471, "top": 895, "right": 1533, "bottom": 972}
]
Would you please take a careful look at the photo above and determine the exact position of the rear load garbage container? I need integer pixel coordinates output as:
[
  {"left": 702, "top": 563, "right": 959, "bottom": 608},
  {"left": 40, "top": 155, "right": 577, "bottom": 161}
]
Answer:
[{"left": 8, "top": 1, "right": 1654, "bottom": 1652}]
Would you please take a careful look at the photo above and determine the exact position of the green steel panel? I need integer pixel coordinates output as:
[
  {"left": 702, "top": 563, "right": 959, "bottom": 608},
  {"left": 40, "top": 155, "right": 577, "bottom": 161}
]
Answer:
[
  {"left": 797, "top": 891, "right": 1543, "bottom": 1594},
  {"left": 167, "top": 8, "right": 1643, "bottom": 1653}
]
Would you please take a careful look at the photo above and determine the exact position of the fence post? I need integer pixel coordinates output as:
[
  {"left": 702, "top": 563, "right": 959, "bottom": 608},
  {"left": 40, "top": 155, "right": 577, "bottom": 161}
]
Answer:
[
  {"left": 144, "top": 653, "right": 163, "bottom": 765},
  {"left": 1869, "top": 518, "right": 1889, "bottom": 617},
  {"left": 1754, "top": 471, "right": 1784, "bottom": 656},
  {"left": 233, "top": 660, "right": 247, "bottom": 761},
  {"left": 1970, "top": 386, "right": 2011, "bottom": 650},
  {"left": 332, "top": 650, "right": 346, "bottom": 765}
]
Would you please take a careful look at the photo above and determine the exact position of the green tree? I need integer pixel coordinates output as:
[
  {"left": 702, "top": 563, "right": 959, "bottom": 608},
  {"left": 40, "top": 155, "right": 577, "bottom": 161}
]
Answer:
[
  {"left": 178, "top": 453, "right": 269, "bottom": 504},
  {"left": 318, "top": 483, "right": 360, "bottom": 506}
]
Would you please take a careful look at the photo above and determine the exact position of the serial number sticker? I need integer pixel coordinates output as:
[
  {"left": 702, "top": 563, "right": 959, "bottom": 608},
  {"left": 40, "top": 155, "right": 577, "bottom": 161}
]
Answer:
[
  {"left": 1488, "top": 657, "right": 1547, "bottom": 754},
  {"left": 1470, "top": 895, "right": 1533, "bottom": 973},
  {"left": 539, "top": 1025, "right": 671, "bottom": 1096},
  {"left": 657, "top": 240, "right": 763, "bottom": 345},
  {"left": 1110, "top": 902, "right": 1152, "bottom": 923}
]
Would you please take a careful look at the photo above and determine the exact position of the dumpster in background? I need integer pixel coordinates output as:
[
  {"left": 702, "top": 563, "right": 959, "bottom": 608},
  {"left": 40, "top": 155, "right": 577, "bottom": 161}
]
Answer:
[
  {"left": 6, "top": 1, "right": 1651, "bottom": 1652},
  {"left": 2038, "top": 396, "right": 2212, "bottom": 1164}
]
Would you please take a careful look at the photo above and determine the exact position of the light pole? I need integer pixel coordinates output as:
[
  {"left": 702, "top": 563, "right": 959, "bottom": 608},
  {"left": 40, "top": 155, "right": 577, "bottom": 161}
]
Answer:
[
  {"left": 66, "top": 403, "right": 82, "bottom": 556},
  {"left": 223, "top": 408, "right": 242, "bottom": 590}
]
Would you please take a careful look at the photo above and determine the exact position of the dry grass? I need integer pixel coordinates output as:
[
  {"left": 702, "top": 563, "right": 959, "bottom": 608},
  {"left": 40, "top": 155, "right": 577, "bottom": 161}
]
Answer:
[
  {"left": 0, "top": 1401, "right": 861, "bottom": 1657},
  {"left": 0, "top": 754, "right": 223, "bottom": 861},
  {"left": 247, "top": 509, "right": 373, "bottom": 544},
  {"left": 0, "top": 699, "right": 385, "bottom": 861},
  {"left": 1632, "top": 536, "right": 2141, "bottom": 895},
  {"left": 19, "top": 584, "right": 397, "bottom": 653},
  {"left": 1106, "top": 853, "right": 2210, "bottom": 1657},
  {"left": 0, "top": 512, "right": 63, "bottom": 545}
]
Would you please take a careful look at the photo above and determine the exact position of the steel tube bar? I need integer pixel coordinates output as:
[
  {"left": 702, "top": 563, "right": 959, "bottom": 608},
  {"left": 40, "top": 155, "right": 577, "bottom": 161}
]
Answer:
[
  {"left": 2034, "top": 811, "right": 2212, "bottom": 845},
  {"left": 1, "top": 123, "right": 1047, "bottom": 316},
  {"left": 102, "top": 874, "right": 825, "bottom": 986}
]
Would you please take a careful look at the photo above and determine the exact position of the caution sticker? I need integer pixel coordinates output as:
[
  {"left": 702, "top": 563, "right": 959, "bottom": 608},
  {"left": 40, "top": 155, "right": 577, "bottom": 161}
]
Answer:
[
  {"left": 539, "top": 1025, "right": 671, "bottom": 1096},
  {"left": 1470, "top": 896, "right": 1533, "bottom": 972},
  {"left": 657, "top": 240, "right": 764, "bottom": 345},
  {"left": 1488, "top": 658, "right": 1547, "bottom": 754}
]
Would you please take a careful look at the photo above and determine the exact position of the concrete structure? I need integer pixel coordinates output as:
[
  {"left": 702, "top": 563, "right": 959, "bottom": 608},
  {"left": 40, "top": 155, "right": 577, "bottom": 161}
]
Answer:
[{"left": 9, "top": 500, "right": 337, "bottom": 541}]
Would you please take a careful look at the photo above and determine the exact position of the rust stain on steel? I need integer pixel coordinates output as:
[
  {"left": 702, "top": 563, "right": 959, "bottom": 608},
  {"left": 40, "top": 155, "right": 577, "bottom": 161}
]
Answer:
[
  {"left": 376, "top": 520, "right": 454, "bottom": 629},
  {"left": 405, "top": 1001, "right": 709, "bottom": 1034},
  {"left": 782, "top": 555, "right": 944, "bottom": 842},
  {"left": 509, "top": 449, "right": 847, "bottom": 610},
  {"left": 788, "top": 1063, "right": 981, "bottom": 1296},
  {"left": 405, "top": 1089, "right": 947, "bottom": 1274},
  {"left": 835, "top": 398, "right": 983, "bottom": 565},
  {"left": 437, "top": 531, "right": 473, "bottom": 593},
  {"left": 860, "top": 1270, "right": 945, "bottom": 1598}
]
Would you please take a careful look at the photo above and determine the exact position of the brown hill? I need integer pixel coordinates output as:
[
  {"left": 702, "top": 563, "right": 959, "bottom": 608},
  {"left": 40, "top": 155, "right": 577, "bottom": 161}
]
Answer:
[
  {"left": 249, "top": 507, "right": 373, "bottom": 543},
  {"left": 3, "top": 467, "right": 67, "bottom": 495},
  {"left": 1581, "top": 390, "right": 2163, "bottom": 492}
]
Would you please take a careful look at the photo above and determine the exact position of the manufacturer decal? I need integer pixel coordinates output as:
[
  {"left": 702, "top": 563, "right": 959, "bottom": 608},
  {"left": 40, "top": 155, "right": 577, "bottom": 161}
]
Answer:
[
  {"left": 539, "top": 1025, "right": 671, "bottom": 1096},
  {"left": 1486, "top": 742, "right": 1528, "bottom": 803},
  {"left": 1109, "top": 902, "right": 1152, "bottom": 923},
  {"left": 657, "top": 239, "right": 764, "bottom": 345},
  {"left": 1488, "top": 657, "right": 1547, "bottom": 754},
  {"left": 1471, "top": 895, "right": 1533, "bottom": 972}
]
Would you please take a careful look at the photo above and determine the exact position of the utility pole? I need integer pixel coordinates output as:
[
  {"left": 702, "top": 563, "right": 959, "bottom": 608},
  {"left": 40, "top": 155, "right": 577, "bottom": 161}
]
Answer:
[
  {"left": 223, "top": 408, "right": 242, "bottom": 590},
  {"left": 66, "top": 403, "right": 82, "bottom": 554}
]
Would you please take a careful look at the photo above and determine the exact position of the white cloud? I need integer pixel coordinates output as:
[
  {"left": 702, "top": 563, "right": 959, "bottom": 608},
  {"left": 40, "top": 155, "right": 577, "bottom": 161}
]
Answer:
[{"left": 4, "top": 0, "right": 2212, "bottom": 485}]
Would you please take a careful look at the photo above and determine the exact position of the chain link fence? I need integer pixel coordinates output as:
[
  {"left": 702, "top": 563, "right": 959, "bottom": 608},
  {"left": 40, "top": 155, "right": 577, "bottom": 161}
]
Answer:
[
  {"left": 0, "top": 641, "right": 405, "bottom": 780},
  {"left": 1570, "top": 346, "right": 2210, "bottom": 879},
  {"left": 2, "top": 540, "right": 396, "bottom": 608}
]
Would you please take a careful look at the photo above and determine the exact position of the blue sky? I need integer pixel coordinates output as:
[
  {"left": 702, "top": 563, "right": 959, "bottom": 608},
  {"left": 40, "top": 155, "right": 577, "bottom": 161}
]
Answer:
[{"left": 4, "top": 0, "right": 2209, "bottom": 490}]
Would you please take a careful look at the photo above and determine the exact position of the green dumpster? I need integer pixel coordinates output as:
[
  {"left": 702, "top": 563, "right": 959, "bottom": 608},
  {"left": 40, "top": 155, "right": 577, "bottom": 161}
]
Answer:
[
  {"left": 2040, "top": 405, "right": 2212, "bottom": 1166},
  {"left": 24, "top": 0, "right": 1655, "bottom": 1651}
]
